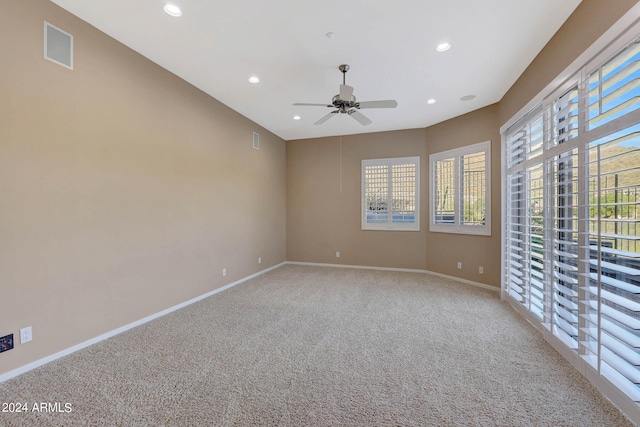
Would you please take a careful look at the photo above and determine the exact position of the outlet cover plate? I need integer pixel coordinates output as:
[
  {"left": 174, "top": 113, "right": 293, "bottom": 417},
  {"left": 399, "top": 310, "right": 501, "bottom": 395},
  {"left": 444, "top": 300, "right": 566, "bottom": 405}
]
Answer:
[{"left": 20, "top": 326, "right": 32, "bottom": 344}]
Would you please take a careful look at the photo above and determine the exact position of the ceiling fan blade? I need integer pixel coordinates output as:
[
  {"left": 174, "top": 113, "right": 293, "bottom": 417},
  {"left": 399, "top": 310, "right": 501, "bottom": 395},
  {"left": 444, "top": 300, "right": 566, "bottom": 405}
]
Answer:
[
  {"left": 348, "top": 110, "right": 372, "bottom": 126},
  {"left": 293, "top": 103, "right": 333, "bottom": 107},
  {"left": 356, "top": 100, "right": 398, "bottom": 109},
  {"left": 314, "top": 111, "right": 338, "bottom": 125},
  {"left": 339, "top": 84, "right": 354, "bottom": 101}
]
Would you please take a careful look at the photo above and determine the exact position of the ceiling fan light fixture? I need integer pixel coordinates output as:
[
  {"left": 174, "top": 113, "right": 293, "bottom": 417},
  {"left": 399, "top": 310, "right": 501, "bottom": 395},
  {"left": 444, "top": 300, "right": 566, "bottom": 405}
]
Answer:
[
  {"left": 248, "top": 76, "right": 260, "bottom": 84},
  {"left": 436, "top": 42, "right": 451, "bottom": 52},
  {"left": 163, "top": 3, "right": 182, "bottom": 17}
]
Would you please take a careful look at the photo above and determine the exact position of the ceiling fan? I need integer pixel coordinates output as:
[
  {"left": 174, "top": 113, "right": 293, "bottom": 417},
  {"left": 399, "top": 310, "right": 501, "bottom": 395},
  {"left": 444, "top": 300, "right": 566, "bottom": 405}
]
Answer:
[{"left": 293, "top": 64, "right": 398, "bottom": 126}]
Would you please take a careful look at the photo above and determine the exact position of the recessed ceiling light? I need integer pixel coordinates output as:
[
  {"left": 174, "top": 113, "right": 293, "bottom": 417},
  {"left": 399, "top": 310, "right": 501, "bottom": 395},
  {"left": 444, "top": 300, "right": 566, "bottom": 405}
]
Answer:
[
  {"left": 325, "top": 32, "right": 336, "bottom": 39},
  {"left": 293, "top": 115, "right": 301, "bottom": 120},
  {"left": 460, "top": 95, "right": 476, "bottom": 101},
  {"left": 248, "top": 76, "right": 260, "bottom": 84},
  {"left": 163, "top": 3, "right": 182, "bottom": 17},
  {"left": 427, "top": 99, "right": 437, "bottom": 105},
  {"left": 436, "top": 42, "right": 451, "bottom": 52}
]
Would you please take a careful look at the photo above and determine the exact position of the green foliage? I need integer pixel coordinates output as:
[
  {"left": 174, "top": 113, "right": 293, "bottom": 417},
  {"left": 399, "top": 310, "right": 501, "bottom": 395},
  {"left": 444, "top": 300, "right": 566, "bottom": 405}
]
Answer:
[{"left": 589, "top": 192, "right": 637, "bottom": 219}]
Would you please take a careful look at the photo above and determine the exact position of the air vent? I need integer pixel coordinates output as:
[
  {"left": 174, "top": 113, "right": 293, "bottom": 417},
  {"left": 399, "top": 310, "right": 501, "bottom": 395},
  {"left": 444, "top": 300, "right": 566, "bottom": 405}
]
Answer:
[
  {"left": 253, "top": 132, "right": 260, "bottom": 150},
  {"left": 44, "top": 22, "right": 73, "bottom": 70}
]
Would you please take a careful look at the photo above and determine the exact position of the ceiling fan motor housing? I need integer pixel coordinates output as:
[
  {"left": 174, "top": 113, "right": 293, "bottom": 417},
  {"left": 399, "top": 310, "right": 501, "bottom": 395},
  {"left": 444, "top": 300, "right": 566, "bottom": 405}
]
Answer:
[{"left": 332, "top": 94, "right": 356, "bottom": 113}]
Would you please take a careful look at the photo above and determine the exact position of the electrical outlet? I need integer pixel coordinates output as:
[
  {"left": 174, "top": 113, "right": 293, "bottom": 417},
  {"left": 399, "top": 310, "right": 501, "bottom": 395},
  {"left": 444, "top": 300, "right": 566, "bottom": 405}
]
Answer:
[
  {"left": 457, "top": 261, "right": 462, "bottom": 270},
  {"left": 0, "top": 334, "right": 14, "bottom": 353},
  {"left": 258, "top": 257, "right": 262, "bottom": 264},
  {"left": 222, "top": 268, "right": 227, "bottom": 277},
  {"left": 479, "top": 266, "right": 484, "bottom": 274},
  {"left": 336, "top": 251, "right": 340, "bottom": 258},
  {"left": 20, "top": 326, "right": 32, "bottom": 344}
]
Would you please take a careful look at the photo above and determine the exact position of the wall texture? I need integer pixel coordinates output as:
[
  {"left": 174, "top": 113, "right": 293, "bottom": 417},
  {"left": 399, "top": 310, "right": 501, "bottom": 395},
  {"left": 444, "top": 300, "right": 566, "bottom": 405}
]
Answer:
[{"left": 0, "top": 0, "right": 286, "bottom": 376}]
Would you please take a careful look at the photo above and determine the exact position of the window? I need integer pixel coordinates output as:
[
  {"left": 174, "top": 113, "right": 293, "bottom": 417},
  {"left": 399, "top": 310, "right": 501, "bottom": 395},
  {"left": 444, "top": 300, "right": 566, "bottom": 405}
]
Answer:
[
  {"left": 429, "top": 141, "right": 491, "bottom": 235},
  {"left": 361, "top": 157, "right": 419, "bottom": 231},
  {"left": 503, "top": 31, "right": 640, "bottom": 408}
]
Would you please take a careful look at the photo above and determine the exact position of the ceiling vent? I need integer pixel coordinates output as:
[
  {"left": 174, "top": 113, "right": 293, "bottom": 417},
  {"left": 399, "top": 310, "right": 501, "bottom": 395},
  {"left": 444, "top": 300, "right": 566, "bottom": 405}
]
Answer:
[
  {"left": 44, "top": 22, "right": 73, "bottom": 70},
  {"left": 253, "top": 132, "right": 260, "bottom": 150}
]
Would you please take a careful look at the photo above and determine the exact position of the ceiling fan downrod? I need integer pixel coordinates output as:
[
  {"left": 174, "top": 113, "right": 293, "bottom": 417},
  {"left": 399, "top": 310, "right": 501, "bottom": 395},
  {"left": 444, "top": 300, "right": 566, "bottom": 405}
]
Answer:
[{"left": 339, "top": 64, "right": 349, "bottom": 85}]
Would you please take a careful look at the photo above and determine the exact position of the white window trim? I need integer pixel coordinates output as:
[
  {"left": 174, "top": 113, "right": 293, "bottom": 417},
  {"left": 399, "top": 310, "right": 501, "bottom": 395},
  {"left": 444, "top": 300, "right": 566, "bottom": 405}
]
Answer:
[
  {"left": 429, "top": 141, "right": 491, "bottom": 236},
  {"left": 361, "top": 156, "right": 420, "bottom": 231}
]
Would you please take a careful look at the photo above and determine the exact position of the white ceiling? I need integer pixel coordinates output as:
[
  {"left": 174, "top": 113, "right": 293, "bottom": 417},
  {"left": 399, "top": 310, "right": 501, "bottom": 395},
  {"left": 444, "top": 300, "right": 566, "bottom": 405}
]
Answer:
[{"left": 51, "top": 0, "right": 582, "bottom": 141}]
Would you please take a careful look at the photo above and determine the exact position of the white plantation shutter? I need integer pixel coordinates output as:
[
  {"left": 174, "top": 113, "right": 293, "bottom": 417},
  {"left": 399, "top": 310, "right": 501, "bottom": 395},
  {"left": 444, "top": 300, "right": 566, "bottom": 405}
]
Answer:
[
  {"left": 430, "top": 141, "right": 491, "bottom": 235},
  {"left": 461, "top": 151, "right": 486, "bottom": 226},
  {"left": 583, "top": 38, "right": 640, "bottom": 402},
  {"left": 507, "top": 130, "right": 525, "bottom": 168},
  {"left": 527, "top": 114, "right": 545, "bottom": 160},
  {"left": 583, "top": 130, "right": 640, "bottom": 400},
  {"left": 507, "top": 108, "right": 544, "bottom": 166},
  {"left": 364, "top": 164, "right": 389, "bottom": 223},
  {"left": 505, "top": 105, "right": 546, "bottom": 318},
  {"left": 506, "top": 171, "right": 526, "bottom": 303},
  {"left": 433, "top": 158, "right": 456, "bottom": 225},
  {"left": 362, "top": 157, "right": 419, "bottom": 231},
  {"left": 392, "top": 162, "right": 418, "bottom": 224},
  {"left": 527, "top": 164, "right": 546, "bottom": 320},
  {"left": 503, "top": 30, "right": 640, "bottom": 409},
  {"left": 588, "top": 40, "right": 640, "bottom": 131},
  {"left": 549, "top": 149, "right": 580, "bottom": 350},
  {"left": 547, "top": 85, "right": 579, "bottom": 149}
]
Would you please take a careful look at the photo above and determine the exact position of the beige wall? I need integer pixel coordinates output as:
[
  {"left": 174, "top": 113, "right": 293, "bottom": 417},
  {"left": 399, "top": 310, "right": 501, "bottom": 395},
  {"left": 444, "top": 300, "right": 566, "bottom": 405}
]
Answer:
[
  {"left": 287, "top": 129, "right": 427, "bottom": 269},
  {"left": 0, "top": 0, "right": 286, "bottom": 375},
  {"left": 286, "top": 106, "right": 501, "bottom": 285},
  {"left": 424, "top": 105, "right": 501, "bottom": 285}
]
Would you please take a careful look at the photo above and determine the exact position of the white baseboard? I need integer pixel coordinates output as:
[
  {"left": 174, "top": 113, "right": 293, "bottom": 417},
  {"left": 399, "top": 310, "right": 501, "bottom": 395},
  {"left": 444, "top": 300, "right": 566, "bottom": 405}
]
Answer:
[
  {"left": 285, "top": 261, "right": 499, "bottom": 292},
  {"left": 0, "top": 262, "right": 286, "bottom": 384},
  {"left": 423, "top": 269, "right": 499, "bottom": 292},
  {"left": 1, "top": 260, "right": 496, "bottom": 383},
  {"left": 286, "top": 261, "right": 428, "bottom": 274}
]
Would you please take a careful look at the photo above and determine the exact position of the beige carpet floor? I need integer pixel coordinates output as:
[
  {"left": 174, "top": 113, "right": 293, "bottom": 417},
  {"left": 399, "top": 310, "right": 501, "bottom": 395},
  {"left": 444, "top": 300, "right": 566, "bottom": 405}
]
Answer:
[{"left": 0, "top": 265, "right": 634, "bottom": 426}]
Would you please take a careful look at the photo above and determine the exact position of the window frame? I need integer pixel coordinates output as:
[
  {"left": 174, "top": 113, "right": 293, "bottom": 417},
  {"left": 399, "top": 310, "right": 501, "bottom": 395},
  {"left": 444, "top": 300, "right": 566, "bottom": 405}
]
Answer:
[
  {"left": 429, "top": 141, "right": 491, "bottom": 236},
  {"left": 361, "top": 156, "right": 420, "bottom": 232},
  {"left": 500, "top": 8, "right": 640, "bottom": 421}
]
